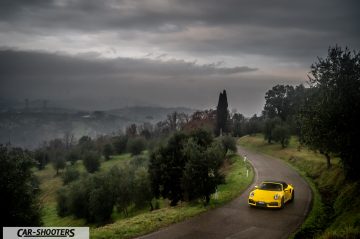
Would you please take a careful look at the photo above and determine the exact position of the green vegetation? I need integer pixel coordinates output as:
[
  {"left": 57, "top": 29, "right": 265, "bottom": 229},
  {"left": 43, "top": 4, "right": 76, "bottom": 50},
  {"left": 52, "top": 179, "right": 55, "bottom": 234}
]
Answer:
[
  {"left": 62, "top": 166, "right": 80, "bottom": 185},
  {"left": 149, "top": 129, "right": 227, "bottom": 206},
  {"left": 127, "top": 137, "right": 146, "bottom": 156},
  {"left": 37, "top": 153, "right": 133, "bottom": 226},
  {"left": 0, "top": 145, "right": 42, "bottom": 226},
  {"left": 300, "top": 46, "right": 360, "bottom": 179},
  {"left": 82, "top": 151, "right": 101, "bottom": 173},
  {"left": 103, "top": 144, "right": 113, "bottom": 160},
  {"left": 220, "top": 135, "right": 237, "bottom": 154},
  {"left": 239, "top": 134, "right": 360, "bottom": 239},
  {"left": 272, "top": 124, "right": 291, "bottom": 148},
  {"left": 52, "top": 154, "right": 66, "bottom": 175},
  {"left": 36, "top": 136, "right": 253, "bottom": 238},
  {"left": 260, "top": 46, "right": 360, "bottom": 179},
  {"left": 91, "top": 153, "right": 253, "bottom": 239}
]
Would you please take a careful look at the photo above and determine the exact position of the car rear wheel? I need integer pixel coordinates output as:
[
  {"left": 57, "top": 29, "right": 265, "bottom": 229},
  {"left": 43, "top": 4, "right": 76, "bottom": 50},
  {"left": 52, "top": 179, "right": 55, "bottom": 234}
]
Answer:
[
  {"left": 289, "top": 190, "right": 294, "bottom": 202},
  {"left": 280, "top": 197, "right": 285, "bottom": 209}
]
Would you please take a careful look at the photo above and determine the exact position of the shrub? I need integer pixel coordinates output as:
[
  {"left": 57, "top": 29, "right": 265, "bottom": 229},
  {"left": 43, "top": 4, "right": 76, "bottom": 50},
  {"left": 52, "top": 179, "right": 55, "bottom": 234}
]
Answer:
[
  {"left": 112, "top": 135, "right": 128, "bottom": 154},
  {"left": 220, "top": 135, "right": 237, "bottom": 154},
  {"left": 56, "top": 188, "right": 69, "bottom": 217},
  {"left": 66, "top": 150, "right": 80, "bottom": 165},
  {"left": 127, "top": 137, "right": 146, "bottom": 156},
  {"left": 62, "top": 167, "right": 80, "bottom": 185},
  {"left": 52, "top": 153, "right": 66, "bottom": 175},
  {"left": 82, "top": 151, "right": 100, "bottom": 173},
  {"left": 133, "top": 167, "right": 153, "bottom": 209},
  {"left": 88, "top": 178, "right": 115, "bottom": 224},
  {"left": 109, "top": 166, "right": 134, "bottom": 216},
  {"left": 130, "top": 155, "right": 149, "bottom": 168},
  {"left": 34, "top": 149, "right": 49, "bottom": 170},
  {"left": 67, "top": 179, "right": 91, "bottom": 219},
  {"left": 103, "top": 144, "right": 113, "bottom": 160},
  {"left": 272, "top": 124, "right": 291, "bottom": 148},
  {"left": 78, "top": 136, "right": 95, "bottom": 153}
]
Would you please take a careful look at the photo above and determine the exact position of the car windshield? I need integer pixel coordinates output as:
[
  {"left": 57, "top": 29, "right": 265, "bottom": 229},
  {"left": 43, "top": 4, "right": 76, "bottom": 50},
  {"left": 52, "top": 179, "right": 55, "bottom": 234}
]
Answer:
[{"left": 259, "top": 182, "right": 282, "bottom": 191}]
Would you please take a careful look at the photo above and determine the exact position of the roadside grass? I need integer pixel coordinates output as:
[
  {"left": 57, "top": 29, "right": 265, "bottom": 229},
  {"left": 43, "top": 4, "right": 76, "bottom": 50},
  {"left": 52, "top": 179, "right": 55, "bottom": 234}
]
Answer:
[
  {"left": 91, "top": 153, "right": 253, "bottom": 239},
  {"left": 208, "top": 153, "right": 254, "bottom": 208},
  {"left": 238, "top": 134, "right": 360, "bottom": 239}
]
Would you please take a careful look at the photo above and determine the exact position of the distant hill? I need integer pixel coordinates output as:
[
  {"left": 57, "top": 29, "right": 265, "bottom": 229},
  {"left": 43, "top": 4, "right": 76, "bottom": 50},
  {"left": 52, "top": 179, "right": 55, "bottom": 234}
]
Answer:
[
  {"left": 0, "top": 105, "right": 195, "bottom": 149},
  {"left": 107, "top": 106, "right": 194, "bottom": 123}
]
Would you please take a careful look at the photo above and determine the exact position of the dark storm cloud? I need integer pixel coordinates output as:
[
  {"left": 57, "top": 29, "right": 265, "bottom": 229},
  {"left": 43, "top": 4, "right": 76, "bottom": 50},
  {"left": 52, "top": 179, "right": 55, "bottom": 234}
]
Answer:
[
  {"left": 1, "top": 0, "right": 359, "bottom": 61},
  {"left": 0, "top": 49, "right": 256, "bottom": 78},
  {"left": 1, "top": 0, "right": 359, "bottom": 115},
  {"left": 2, "top": 0, "right": 359, "bottom": 33},
  {"left": 0, "top": 49, "right": 261, "bottom": 114}
]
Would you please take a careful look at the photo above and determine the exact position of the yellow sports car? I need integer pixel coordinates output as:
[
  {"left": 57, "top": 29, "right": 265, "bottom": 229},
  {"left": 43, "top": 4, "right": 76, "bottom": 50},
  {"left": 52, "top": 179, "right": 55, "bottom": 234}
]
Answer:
[{"left": 248, "top": 181, "right": 294, "bottom": 208}]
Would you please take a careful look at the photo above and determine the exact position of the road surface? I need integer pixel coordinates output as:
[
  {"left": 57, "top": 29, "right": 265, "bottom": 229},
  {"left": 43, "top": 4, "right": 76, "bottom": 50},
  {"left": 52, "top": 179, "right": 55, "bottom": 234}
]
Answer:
[{"left": 139, "top": 146, "right": 312, "bottom": 239}]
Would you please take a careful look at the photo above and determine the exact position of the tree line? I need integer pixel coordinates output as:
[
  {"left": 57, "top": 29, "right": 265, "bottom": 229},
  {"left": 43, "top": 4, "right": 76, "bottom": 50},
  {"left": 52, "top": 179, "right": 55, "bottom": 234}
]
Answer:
[
  {"left": 212, "top": 46, "right": 360, "bottom": 179},
  {"left": 260, "top": 46, "right": 360, "bottom": 179}
]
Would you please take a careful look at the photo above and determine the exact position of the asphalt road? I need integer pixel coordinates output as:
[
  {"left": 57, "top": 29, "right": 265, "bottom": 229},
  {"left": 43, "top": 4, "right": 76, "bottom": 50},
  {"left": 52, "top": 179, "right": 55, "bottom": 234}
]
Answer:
[{"left": 138, "top": 146, "right": 312, "bottom": 239}]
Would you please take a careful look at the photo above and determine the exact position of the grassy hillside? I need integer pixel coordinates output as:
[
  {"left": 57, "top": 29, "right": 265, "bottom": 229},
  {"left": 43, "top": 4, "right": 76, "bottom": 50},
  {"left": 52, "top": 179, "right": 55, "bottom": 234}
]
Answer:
[
  {"left": 36, "top": 152, "right": 253, "bottom": 238},
  {"left": 239, "top": 135, "right": 360, "bottom": 239},
  {"left": 36, "top": 154, "right": 133, "bottom": 226}
]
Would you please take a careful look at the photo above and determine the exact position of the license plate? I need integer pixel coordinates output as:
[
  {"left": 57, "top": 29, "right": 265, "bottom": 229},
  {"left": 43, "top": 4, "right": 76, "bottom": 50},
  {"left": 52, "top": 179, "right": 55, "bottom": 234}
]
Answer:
[{"left": 258, "top": 201, "right": 265, "bottom": 204}]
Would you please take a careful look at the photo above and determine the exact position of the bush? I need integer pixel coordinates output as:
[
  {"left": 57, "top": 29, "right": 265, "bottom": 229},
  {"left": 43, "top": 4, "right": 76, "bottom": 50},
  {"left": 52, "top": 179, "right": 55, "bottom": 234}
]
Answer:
[
  {"left": 67, "top": 179, "right": 91, "bottom": 219},
  {"left": 78, "top": 136, "right": 95, "bottom": 153},
  {"left": 263, "top": 117, "right": 281, "bottom": 144},
  {"left": 272, "top": 124, "right": 291, "bottom": 148},
  {"left": 62, "top": 167, "right": 80, "bottom": 185},
  {"left": 130, "top": 156, "right": 149, "bottom": 168},
  {"left": 88, "top": 178, "right": 115, "bottom": 224},
  {"left": 82, "top": 151, "right": 100, "bottom": 173},
  {"left": 56, "top": 188, "right": 69, "bottom": 217},
  {"left": 66, "top": 150, "right": 80, "bottom": 165},
  {"left": 103, "top": 144, "right": 113, "bottom": 160},
  {"left": 220, "top": 135, "right": 237, "bottom": 154},
  {"left": 52, "top": 154, "right": 66, "bottom": 175},
  {"left": 109, "top": 166, "right": 134, "bottom": 216},
  {"left": 127, "top": 137, "right": 146, "bottom": 156},
  {"left": 34, "top": 149, "right": 49, "bottom": 170},
  {"left": 133, "top": 167, "right": 153, "bottom": 209},
  {"left": 112, "top": 135, "right": 128, "bottom": 154}
]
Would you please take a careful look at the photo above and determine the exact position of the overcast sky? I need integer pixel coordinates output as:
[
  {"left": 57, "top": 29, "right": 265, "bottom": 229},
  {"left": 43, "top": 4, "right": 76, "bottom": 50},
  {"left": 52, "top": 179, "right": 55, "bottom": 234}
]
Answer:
[{"left": 0, "top": 0, "right": 359, "bottom": 116}]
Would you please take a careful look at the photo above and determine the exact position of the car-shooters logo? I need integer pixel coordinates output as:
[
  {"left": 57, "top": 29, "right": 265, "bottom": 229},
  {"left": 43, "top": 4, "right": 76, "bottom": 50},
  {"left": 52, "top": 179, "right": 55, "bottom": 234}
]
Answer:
[{"left": 3, "top": 227, "right": 89, "bottom": 239}]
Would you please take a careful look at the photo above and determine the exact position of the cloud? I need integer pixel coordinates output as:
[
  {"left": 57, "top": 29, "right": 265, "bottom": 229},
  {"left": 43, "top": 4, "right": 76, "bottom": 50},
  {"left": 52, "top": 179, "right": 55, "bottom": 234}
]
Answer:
[
  {"left": 0, "top": 0, "right": 358, "bottom": 115},
  {"left": 0, "top": 49, "right": 265, "bottom": 115},
  {"left": 0, "top": 0, "right": 359, "bottom": 63},
  {"left": 0, "top": 49, "right": 256, "bottom": 78},
  {"left": 2, "top": 0, "right": 359, "bottom": 33}
]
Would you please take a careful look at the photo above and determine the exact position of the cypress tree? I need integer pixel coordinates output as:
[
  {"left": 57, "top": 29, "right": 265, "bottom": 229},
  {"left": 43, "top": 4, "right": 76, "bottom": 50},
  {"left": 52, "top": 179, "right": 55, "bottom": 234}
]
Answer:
[{"left": 216, "top": 90, "right": 229, "bottom": 136}]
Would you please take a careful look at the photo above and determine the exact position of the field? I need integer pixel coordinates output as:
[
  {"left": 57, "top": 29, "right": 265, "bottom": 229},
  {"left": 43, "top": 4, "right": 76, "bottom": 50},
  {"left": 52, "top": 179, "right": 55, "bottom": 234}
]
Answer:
[
  {"left": 35, "top": 152, "right": 254, "bottom": 238},
  {"left": 239, "top": 134, "right": 360, "bottom": 239}
]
